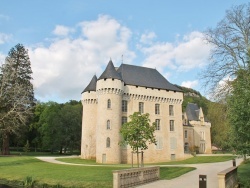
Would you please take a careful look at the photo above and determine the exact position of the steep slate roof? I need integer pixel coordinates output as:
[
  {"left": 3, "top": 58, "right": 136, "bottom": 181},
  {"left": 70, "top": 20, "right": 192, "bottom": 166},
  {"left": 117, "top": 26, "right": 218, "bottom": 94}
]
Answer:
[
  {"left": 186, "top": 103, "right": 200, "bottom": 121},
  {"left": 98, "top": 60, "right": 123, "bottom": 81},
  {"left": 117, "top": 64, "right": 181, "bottom": 92},
  {"left": 82, "top": 75, "right": 97, "bottom": 93}
]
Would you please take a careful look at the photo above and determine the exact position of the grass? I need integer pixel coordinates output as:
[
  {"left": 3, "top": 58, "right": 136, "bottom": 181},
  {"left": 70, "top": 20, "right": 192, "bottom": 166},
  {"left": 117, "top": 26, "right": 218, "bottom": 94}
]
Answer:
[
  {"left": 57, "top": 155, "right": 236, "bottom": 165},
  {"left": 152, "top": 155, "right": 236, "bottom": 165},
  {"left": 238, "top": 159, "right": 250, "bottom": 187},
  {"left": 0, "top": 156, "right": 195, "bottom": 188},
  {"left": 160, "top": 167, "right": 195, "bottom": 179}
]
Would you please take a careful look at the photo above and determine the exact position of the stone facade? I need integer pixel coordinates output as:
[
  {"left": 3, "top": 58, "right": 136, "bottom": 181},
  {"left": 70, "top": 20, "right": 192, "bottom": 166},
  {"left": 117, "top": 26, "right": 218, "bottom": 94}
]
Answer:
[
  {"left": 183, "top": 103, "right": 212, "bottom": 154},
  {"left": 81, "top": 60, "right": 211, "bottom": 164}
]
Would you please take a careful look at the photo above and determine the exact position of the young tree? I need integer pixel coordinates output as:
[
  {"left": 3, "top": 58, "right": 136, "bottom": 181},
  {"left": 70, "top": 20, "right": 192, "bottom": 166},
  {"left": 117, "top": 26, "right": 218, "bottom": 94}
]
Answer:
[
  {"left": 120, "top": 112, "right": 156, "bottom": 167},
  {"left": 0, "top": 44, "right": 35, "bottom": 155},
  {"left": 202, "top": 3, "right": 250, "bottom": 95},
  {"left": 227, "top": 66, "right": 250, "bottom": 159}
]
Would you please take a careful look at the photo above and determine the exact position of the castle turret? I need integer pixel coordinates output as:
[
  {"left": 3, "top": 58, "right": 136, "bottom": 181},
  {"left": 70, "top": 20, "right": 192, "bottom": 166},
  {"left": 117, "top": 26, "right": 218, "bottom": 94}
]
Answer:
[
  {"left": 96, "top": 60, "right": 124, "bottom": 163},
  {"left": 81, "top": 75, "right": 97, "bottom": 159}
]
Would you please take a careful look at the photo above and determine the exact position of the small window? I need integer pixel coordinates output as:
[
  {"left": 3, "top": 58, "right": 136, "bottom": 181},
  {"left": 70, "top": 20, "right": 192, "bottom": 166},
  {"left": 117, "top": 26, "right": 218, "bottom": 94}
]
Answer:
[
  {"left": 155, "top": 104, "right": 160, "bottom": 114},
  {"left": 185, "top": 130, "right": 188, "bottom": 138},
  {"left": 139, "top": 102, "right": 144, "bottom": 114},
  {"left": 122, "top": 100, "right": 127, "bottom": 112},
  {"left": 122, "top": 116, "right": 127, "bottom": 125},
  {"left": 155, "top": 119, "right": 160, "bottom": 130},
  {"left": 107, "top": 99, "right": 111, "bottom": 109},
  {"left": 169, "top": 105, "right": 174, "bottom": 116},
  {"left": 106, "top": 137, "right": 110, "bottom": 148},
  {"left": 170, "top": 120, "right": 174, "bottom": 131},
  {"left": 107, "top": 120, "right": 111, "bottom": 129}
]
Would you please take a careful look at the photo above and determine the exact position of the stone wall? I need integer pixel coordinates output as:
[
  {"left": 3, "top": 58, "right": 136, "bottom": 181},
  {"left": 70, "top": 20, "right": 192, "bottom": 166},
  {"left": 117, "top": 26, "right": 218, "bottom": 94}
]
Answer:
[
  {"left": 113, "top": 166, "right": 160, "bottom": 188},
  {"left": 217, "top": 166, "right": 238, "bottom": 188}
]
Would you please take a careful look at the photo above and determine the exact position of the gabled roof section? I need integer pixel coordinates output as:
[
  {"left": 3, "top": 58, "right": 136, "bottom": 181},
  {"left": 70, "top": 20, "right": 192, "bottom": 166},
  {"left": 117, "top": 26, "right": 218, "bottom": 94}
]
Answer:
[
  {"left": 98, "top": 60, "right": 123, "bottom": 81},
  {"left": 117, "top": 64, "right": 181, "bottom": 92},
  {"left": 82, "top": 75, "right": 97, "bottom": 93},
  {"left": 186, "top": 103, "right": 200, "bottom": 121}
]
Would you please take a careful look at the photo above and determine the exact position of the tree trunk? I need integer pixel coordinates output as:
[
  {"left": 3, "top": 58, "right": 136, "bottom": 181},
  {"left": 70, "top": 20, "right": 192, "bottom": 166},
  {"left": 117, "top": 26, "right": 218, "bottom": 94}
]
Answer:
[
  {"left": 2, "top": 132, "right": 10, "bottom": 155},
  {"left": 137, "top": 148, "right": 139, "bottom": 168}
]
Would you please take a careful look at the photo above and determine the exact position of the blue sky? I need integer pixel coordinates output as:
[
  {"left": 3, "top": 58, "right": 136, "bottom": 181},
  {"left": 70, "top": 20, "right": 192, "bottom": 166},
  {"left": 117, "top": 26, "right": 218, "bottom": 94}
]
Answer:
[{"left": 0, "top": 0, "right": 248, "bottom": 102}]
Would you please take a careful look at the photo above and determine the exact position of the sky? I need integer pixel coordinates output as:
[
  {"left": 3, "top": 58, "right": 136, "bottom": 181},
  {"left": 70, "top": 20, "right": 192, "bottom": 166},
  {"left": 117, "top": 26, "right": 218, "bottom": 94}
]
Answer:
[{"left": 0, "top": 0, "right": 248, "bottom": 103}]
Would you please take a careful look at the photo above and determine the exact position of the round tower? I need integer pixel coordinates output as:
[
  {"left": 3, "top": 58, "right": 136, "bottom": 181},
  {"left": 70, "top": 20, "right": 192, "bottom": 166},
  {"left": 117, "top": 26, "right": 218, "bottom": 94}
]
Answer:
[
  {"left": 96, "top": 60, "right": 124, "bottom": 164},
  {"left": 81, "top": 75, "right": 98, "bottom": 159}
]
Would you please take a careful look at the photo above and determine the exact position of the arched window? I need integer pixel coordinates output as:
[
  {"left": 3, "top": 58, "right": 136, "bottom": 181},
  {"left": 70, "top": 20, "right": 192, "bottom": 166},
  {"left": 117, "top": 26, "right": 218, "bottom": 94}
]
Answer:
[
  {"left": 107, "top": 99, "right": 111, "bottom": 109},
  {"left": 107, "top": 120, "right": 111, "bottom": 129},
  {"left": 106, "top": 137, "right": 110, "bottom": 148}
]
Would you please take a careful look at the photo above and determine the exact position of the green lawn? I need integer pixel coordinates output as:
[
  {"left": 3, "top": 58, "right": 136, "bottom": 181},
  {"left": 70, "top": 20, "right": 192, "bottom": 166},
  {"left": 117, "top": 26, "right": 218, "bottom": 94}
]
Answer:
[
  {"left": 152, "top": 155, "right": 236, "bottom": 165},
  {"left": 58, "top": 155, "right": 236, "bottom": 165},
  {"left": 238, "top": 159, "right": 250, "bottom": 187},
  {"left": 0, "top": 156, "right": 195, "bottom": 187}
]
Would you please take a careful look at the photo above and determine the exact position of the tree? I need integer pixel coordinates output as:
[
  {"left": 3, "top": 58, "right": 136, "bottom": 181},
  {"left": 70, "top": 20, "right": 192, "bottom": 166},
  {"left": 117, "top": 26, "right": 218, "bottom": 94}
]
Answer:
[
  {"left": 120, "top": 112, "right": 157, "bottom": 167},
  {"left": 227, "top": 65, "right": 250, "bottom": 159},
  {"left": 202, "top": 4, "right": 250, "bottom": 96},
  {"left": 207, "top": 102, "right": 233, "bottom": 151},
  {"left": 0, "top": 44, "right": 35, "bottom": 155},
  {"left": 60, "top": 102, "right": 82, "bottom": 154}
]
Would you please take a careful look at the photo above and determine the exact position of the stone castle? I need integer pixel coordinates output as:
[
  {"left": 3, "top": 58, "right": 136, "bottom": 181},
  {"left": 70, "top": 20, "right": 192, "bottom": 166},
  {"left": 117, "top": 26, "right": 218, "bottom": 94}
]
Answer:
[{"left": 81, "top": 60, "right": 211, "bottom": 164}]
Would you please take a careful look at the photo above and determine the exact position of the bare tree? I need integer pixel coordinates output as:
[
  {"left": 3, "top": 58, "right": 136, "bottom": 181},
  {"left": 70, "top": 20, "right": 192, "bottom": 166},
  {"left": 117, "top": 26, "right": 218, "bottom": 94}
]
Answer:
[
  {"left": 201, "top": 3, "right": 250, "bottom": 97},
  {"left": 0, "top": 44, "right": 35, "bottom": 155}
]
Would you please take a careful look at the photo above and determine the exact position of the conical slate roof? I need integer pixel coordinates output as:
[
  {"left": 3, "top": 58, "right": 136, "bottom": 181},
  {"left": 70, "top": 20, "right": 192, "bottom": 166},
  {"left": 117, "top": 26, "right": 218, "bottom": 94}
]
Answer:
[
  {"left": 82, "top": 75, "right": 97, "bottom": 93},
  {"left": 117, "top": 64, "right": 182, "bottom": 92},
  {"left": 98, "top": 60, "right": 123, "bottom": 81}
]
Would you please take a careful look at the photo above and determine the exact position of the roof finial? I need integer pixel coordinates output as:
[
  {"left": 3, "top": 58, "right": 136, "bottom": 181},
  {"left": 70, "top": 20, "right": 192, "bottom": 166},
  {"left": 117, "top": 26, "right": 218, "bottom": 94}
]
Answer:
[{"left": 122, "top": 54, "right": 123, "bottom": 64}]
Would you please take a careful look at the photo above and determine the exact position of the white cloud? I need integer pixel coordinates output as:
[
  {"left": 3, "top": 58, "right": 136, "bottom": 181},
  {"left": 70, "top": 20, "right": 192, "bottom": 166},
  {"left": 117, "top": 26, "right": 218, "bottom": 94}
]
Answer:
[
  {"left": 140, "top": 32, "right": 156, "bottom": 44},
  {"left": 29, "top": 15, "right": 135, "bottom": 102},
  {"left": 181, "top": 80, "right": 199, "bottom": 88},
  {"left": 53, "top": 25, "right": 74, "bottom": 36},
  {"left": 0, "top": 53, "right": 5, "bottom": 65},
  {"left": 140, "top": 31, "right": 212, "bottom": 72},
  {"left": 0, "top": 33, "right": 12, "bottom": 44}
]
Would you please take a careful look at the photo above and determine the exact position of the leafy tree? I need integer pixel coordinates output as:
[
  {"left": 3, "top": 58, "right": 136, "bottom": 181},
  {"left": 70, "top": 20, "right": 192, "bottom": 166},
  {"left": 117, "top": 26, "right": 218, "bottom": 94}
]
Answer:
[
  {"left": 39, "top": 102, "right": 62, "bottom": 153},
  {"left": 202, "top": 3, "right": 250, "bottom": 96},
  {"left": 207, "top": 102, "right": 232, "bottom": 150},
  {"left": 38, "top": 101, "right": 82, "bottom": 154},
  {"left": 120, "top": 112, "right": 156, "bottom": 167},
  {"left": 227, "top": 65, "right": 250, "bottom": 159},
  {"left": 60, "top": 102, "right": 82, "bottom": 154},
  {"left": 0, "top": 44, "right": 35, "bottom": 155}
]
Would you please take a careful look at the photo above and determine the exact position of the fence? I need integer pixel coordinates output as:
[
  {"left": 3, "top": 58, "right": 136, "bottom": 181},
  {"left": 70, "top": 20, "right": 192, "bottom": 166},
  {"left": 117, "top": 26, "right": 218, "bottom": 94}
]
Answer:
[{"left": 113, "top": 166, "right": 160, "bottom": 188}]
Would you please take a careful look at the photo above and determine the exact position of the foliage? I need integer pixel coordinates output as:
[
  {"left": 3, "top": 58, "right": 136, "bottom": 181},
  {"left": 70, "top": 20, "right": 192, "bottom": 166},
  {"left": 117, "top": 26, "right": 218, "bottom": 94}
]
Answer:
[
  {"left": 238, "top": 159, "right": 250, "bottom": 187},
  {"left": 207, "top": 102, "right": 233, "bottom": 150},
  {"left": 0, "top": 44, "right": 35, "bottom": 155},
  {"left": 23, "top": 140, "right": 30, "bottom": 153},
  {"left": 23, "top": 176, "right": 36, "bottom": 188},
  {"left": 37, "top": 101, "right": 82, "bottom": 154},
  {"left": 202, "top": 3, "right": 250, "bottom": 95},
  {"left": 120, "top": 112, "right": 156, "bottom": 167},
  {"left": 120, "top": 112, "right": 156, "bottom": 151},
  {"left": 227, "top": 67, "right": 250, "bottom": 158}
]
